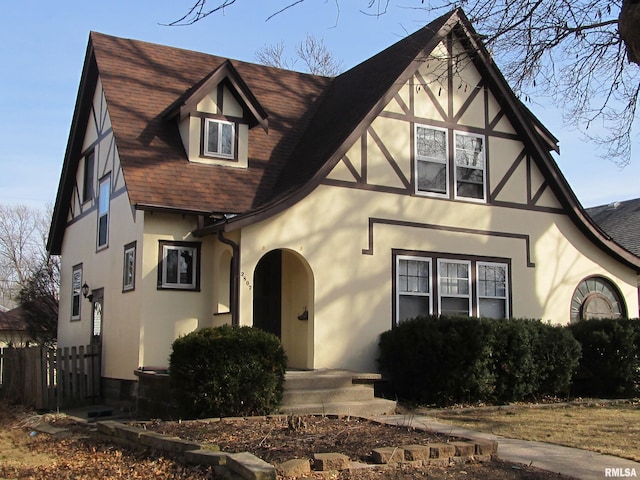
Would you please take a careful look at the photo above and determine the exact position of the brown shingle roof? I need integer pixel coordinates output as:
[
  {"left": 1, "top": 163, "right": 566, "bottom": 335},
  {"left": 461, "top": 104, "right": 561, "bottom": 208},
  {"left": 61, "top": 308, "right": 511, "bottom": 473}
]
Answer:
[
  {"left": 0, "top": 307, "right": 28, "bottom": 332},
  {"left": 90, "top": 32, "right": 332, "bottom": 214}
]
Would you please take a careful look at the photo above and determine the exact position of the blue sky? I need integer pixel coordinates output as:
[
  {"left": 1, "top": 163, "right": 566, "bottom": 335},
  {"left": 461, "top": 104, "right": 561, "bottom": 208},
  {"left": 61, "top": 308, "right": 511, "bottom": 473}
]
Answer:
[{"left": 0, "top": 1, "right": 637, "bottom": 210}]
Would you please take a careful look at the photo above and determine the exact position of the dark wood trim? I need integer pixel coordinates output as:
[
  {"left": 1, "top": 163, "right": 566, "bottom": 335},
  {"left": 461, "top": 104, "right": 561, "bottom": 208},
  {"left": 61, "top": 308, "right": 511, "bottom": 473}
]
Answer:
[
  {"left": 340, "top": 154, "right": 362, "bottom": 183},
  {"left": 489, "top": 147, "right": 526, "bottom": 202},
  {"left": 377, "top": 110, "right": 521, "bottom": 141},
  {"left": 321, "top": 178, "right": 409, "bottom": 195},
  {"left": 488, "top": 110, "right": 506, "bottom": 131},
  {"left": 490, "top": 199, "right": 565, "bottom": 214},
  {"left": 530, "top": 179, "right": 550, "bottom": 206},
  {"left": 363, "top": 217, "right": 535, "bottom": 268},
  {"left": 361, "top": 132, "right": 368, "bottom": 184},
  {"left": 452, "top": 79, "right": 484, "bottom": 123},
  {"left": 392, "top": 92, "right": 411, "bottom": 116},
  {"left": 367, "top": 126, "right": 411, "bottom": 189},
  {"left": 415, "top": 71, "right": 448, "bottom": 121}
]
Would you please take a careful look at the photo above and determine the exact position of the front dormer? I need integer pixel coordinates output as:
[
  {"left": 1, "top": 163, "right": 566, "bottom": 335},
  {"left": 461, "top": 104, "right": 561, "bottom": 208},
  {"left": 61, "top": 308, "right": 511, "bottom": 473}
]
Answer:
[{"left": 173, "top": 61, "right": 268, "bottom": 169}]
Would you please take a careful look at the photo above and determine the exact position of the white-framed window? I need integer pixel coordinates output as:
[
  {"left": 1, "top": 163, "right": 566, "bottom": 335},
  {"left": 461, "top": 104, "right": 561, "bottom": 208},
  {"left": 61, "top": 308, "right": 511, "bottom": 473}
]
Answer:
[
  {"left": 158, "top": 241, "right": 201, "bottom": 290},
  {"left": 454, "top": 132, "right": 486, "bottom": 201},
  {"left": 415, "top": 125, "right": 448, "bottom": 196},
  {"left": 477, "top": 262, "right": 509, "bottom": 319},
  {"left": 97, "top": 175, "right": 110, "bottom": 249},
  {"left": 123, "top": 242, "right": 136, "bottom": 292},
  {"left": 438, "top": 259, "right": 472, "bottom": 317},
  {"left": 71, "top": 264, "right": 82, "bottom": 320},
  {"left": 204, "top": 118, "right": 235, "bottom": 158},
  {"left": 396, "top": 255, "right": 432, "bottom": 324}
]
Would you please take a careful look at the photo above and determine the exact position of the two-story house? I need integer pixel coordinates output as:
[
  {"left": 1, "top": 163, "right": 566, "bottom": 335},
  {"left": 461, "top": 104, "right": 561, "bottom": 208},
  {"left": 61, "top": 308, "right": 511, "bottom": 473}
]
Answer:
[{"left": 48, "top": 9, "right": 640, "bottom": 404}]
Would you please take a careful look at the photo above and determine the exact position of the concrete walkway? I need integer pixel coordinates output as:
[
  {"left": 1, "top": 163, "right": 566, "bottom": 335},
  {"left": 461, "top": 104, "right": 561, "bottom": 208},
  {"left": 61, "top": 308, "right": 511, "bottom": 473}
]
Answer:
[{"left": 372, "top": 414, "right": 639, "bottom": 480}]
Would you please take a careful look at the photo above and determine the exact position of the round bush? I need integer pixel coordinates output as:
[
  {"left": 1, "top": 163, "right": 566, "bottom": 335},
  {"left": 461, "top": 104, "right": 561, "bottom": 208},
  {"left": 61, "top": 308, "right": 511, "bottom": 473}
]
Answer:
[{"left": 169, "top": 325, "right": 287, "bottom": 418}]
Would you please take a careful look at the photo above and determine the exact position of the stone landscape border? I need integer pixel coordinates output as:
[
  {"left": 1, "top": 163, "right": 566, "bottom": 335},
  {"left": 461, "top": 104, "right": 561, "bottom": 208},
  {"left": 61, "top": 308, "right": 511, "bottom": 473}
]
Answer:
[{"left": 88, "top": 417, "right": 498, "bottom": 479}]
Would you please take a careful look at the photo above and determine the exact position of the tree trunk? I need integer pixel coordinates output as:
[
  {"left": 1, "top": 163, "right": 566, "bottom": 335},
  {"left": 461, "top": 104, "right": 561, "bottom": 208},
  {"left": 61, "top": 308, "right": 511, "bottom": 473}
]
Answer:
[{"left": 619, "top": 0, "right": 640, "bottom": 65}]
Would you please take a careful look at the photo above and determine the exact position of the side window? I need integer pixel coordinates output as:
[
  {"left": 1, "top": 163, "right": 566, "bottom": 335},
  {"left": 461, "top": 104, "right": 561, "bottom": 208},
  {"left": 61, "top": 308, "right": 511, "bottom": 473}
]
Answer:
[
  {"left": 203, "top": 118, "right": 235, "bottom": 159},
  {"left": 158, "top": 241, "right": 201, "bottom": 291},
  {"left": 415, "top": 125, "right": 448, "bottom": 196},
  {"left": 97, "top": 175, "right": 111, "bottom": 249},
  {"left": 71, "top": 264, "right": 82, "bottom": 320},
  {"left": 454, "top": 132, "right": 486, "bottom": 201},
  {"left": 396, "top": 256, "right": 432, "bottom": 324},
  {"left": 82, "top": 150, "right": 94, "bottom": 203},
  {"left": 438, "top": 259, "right": 472, "bottom": 317},
  {"left": 123, "top": 242, "right": 136, "bottom": 292},
  {"left": 571, "top": 276, "right": 626, "bottom": 322},
  {"left": 477, "top": 262, "right": 509, "bottom": 319}
]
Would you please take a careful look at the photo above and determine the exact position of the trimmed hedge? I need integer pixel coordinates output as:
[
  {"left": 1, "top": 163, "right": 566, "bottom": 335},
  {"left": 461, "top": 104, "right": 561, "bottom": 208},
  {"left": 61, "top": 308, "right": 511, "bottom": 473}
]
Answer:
[
  {"left": 169, "top": 325, "right": 287, "bottom": 419},
  {"left": 378, "top": 316, "right": 581, "bottom": 406},
  {"left": 568, "top": 318, "right": 640, "bottom": 397}
]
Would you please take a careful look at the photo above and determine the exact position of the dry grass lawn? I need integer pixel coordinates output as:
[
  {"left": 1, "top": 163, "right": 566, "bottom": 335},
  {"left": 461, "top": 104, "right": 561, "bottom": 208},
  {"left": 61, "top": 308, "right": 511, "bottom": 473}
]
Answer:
[{"left": 428, "top": 401, "right": 640, "bottom": 462}]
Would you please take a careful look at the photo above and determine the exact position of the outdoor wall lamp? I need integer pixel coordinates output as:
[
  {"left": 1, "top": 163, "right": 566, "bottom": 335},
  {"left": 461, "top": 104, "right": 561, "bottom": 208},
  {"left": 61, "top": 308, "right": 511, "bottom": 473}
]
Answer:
[
  {"left": 297, "top": 306, "right": 308, "bottom": 321},
  {"left": 82, "top": 282, "right": 93, "bottom": 302}
]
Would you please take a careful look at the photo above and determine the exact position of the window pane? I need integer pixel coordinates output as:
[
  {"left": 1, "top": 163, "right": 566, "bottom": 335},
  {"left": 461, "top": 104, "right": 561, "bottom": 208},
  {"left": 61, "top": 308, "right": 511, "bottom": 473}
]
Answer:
[
  {"left": 220, "top": 123, "right": 233, "bottom": 155},
  {"left": 456, "top": 180, "right": 483, "bottom": 199},
  {"left": 99, "top": 178, "right": 110, "bottom": 215},
  {"left": 207, "top": 121, "right": 220, "bottom": 153},
  {"left": 479, "top": 298, "right": 506, "bottom": 319},
  {"left": 416, "top": 127, "right": 446, "bottom": 161},
  {"left": 165, "top": 249, "right": 179, "bottom": 284},
  {"left": 178, "top": 248, "right": 194, "bottom": 285},
  {"left": 72, "top": 295, "right": 80, "bottom": 318},
  {"left": 398, "top": 259, "right": 429, "bottom": 293},
  {"left": 98, "top": 215, "right": 108, "bottom": 246},
  {"left": 441, "top": 297, "right": 469, "bottom": 316},
  {"left": 417, "top": 160, "right": 447, "bottom": 193},
  {"left": 399, "top": 295, "right": 430, "bottom": 322}
]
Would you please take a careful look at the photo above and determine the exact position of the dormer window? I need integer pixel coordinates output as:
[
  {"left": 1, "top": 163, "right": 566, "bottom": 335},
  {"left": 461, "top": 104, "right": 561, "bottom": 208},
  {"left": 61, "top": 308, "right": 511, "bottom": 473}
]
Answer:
[{"left": 204, "top": 118, "right": 235, "bottom": 159}]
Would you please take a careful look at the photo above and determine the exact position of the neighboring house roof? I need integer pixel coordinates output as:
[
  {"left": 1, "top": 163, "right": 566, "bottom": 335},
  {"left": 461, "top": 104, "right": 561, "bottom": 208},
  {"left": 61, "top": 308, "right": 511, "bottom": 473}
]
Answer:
[
  {"left": 0, "top": 306, "right": 28, "bottom": 333},
  {"left": 46, "top": 9, "right": 640, "bottom": 273},
  {"left": 586, "top": 198, "right": 640, "bottom": 257}
]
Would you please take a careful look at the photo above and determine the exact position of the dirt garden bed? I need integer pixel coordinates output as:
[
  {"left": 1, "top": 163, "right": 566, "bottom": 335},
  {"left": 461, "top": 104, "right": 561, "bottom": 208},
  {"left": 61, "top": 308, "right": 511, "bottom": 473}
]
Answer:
[{"left": 0, "top": 401, "right": 577, "bottom": 479}]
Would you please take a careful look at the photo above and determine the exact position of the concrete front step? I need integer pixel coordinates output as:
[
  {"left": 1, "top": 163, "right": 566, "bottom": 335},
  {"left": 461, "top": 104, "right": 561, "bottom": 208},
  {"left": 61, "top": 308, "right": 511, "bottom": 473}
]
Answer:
[
  {"left": 284, "top": 370, "right": 359, "bottom": 390},
  {"left": 282, "top": 369, "right": 396, "bottom": 417},
  {"left": 282, "top": 385, "right": 376, "bottom": 405},
  {"left": 279, "top": 397, "right": 397, "bottom": 417}
]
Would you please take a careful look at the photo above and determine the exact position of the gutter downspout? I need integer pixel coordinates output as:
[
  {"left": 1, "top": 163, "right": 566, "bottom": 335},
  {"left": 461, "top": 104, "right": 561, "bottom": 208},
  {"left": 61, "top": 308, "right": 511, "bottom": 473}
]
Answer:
[{"left": 218, "top": 230, "right": 240, "bottom": 326}]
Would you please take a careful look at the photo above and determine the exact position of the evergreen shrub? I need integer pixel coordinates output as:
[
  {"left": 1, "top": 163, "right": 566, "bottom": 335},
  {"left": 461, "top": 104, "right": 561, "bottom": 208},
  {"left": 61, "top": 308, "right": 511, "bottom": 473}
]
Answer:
[
  {"left": 378, "top": 316, "right": 581, "bottom": 406},
  {"left": 169, "top": 325, "right": 287, "bottom": 419},
  {"left": 568, "top": 318, "right": 640, "bottom": 397}
]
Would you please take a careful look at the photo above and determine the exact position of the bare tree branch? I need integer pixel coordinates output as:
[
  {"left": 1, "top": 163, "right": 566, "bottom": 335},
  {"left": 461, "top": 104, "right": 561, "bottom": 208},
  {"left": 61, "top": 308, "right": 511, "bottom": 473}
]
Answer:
[{"left": 173, "top": 0, "right": 640, "bottom": 165}]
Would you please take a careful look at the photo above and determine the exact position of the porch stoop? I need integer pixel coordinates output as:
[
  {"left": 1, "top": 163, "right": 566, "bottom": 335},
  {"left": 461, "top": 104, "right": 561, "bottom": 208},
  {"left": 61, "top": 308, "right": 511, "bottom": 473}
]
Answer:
[{"left": 280, "top": 369, "right": 397, "bottom": 416}]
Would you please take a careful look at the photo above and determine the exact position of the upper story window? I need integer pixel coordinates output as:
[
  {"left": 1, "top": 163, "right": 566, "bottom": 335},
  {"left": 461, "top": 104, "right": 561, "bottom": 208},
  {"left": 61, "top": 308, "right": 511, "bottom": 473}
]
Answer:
[
  {"left": 454, "top": 132, "right": 486, "bottom": 201},
  {"left": 414, "top": 125, "right": 486, "bottom": 202},
  {"left": 158, "top": 241, "right": 201, "bottom": 291},
  {"left": 415, "top": 125, "right": 448, "bottom": 196},
  {"left": 97, "top": 175, "right": 110, "bottom": 249},
  {"left": 82, "top": 150, "right": 94, "bottom": 203},
  {"left": 203, "top": 118, "right": 235, "bottom": 159}
]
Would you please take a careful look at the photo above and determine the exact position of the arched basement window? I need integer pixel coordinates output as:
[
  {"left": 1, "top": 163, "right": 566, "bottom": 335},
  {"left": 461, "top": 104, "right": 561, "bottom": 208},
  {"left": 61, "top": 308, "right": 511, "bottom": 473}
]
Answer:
[{"left": 570, "top": 276, "right": 626, "bottom": 323}]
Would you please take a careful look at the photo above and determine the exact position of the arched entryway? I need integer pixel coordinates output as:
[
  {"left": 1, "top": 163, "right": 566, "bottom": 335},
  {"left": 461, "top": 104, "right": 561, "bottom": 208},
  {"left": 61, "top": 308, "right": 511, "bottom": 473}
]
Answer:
[{"left": 253, "top": 249, "right": 314, "bottom": 369}]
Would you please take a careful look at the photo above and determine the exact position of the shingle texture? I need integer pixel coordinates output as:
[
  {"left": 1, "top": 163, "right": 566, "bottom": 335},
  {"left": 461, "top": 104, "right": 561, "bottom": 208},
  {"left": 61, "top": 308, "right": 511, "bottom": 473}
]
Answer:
[
  {"left": 586, "top": 199, "right": 640, "bottom": 257},
  {"left": 85, "top": 11, "right": 451, "bottom": 216}
]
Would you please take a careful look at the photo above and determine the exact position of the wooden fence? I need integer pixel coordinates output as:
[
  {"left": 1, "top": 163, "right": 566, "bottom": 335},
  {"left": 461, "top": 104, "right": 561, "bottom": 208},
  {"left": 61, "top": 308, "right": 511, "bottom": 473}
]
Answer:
[{"left": 0, "top": 344, "right": 101, "bottom": 410}]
